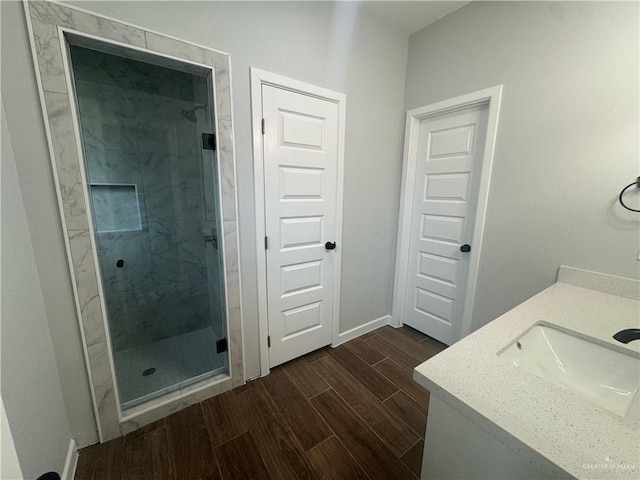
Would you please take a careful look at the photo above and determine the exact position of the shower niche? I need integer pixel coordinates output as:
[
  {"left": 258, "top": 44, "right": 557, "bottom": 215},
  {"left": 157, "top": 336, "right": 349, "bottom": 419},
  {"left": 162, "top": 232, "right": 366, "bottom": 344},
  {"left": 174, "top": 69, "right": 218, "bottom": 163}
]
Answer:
[{"left": 25, "top": 0, "right": 242, "bottom": 441}]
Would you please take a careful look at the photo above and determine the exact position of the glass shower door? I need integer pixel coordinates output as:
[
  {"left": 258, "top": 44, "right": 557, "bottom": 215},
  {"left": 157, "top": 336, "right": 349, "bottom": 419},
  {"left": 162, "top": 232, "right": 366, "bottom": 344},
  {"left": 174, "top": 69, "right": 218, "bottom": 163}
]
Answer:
[{"left": 69, "top": 45, "right": 228, "bottom": 409}]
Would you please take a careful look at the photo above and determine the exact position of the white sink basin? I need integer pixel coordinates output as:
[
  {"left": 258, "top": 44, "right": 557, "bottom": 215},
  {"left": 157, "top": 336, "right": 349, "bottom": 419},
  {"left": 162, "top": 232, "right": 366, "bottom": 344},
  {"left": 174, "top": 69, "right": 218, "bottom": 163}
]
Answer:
[{"left": 499, "top": 323, "right": 640, "bottom": 417}]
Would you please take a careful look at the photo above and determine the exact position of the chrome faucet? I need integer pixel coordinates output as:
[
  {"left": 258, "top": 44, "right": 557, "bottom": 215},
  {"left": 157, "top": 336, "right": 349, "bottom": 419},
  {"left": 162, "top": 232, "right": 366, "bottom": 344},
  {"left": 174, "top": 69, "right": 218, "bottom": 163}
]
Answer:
[{"left": 613, "top": 329, "right": 640, "bottom": 344}]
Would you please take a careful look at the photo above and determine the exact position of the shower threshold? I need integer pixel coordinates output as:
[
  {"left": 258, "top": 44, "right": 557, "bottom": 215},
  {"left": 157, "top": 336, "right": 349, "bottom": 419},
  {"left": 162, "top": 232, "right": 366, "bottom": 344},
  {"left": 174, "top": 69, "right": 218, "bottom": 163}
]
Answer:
[{"left": 114, "top": 327, "right": 228, "bottom": 409}]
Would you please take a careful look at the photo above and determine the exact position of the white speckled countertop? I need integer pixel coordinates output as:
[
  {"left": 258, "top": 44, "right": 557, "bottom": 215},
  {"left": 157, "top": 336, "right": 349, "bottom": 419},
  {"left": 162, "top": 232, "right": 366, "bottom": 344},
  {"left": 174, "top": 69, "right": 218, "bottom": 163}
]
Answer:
[{"left": 414, "top": 267, "right": 640, "bottom": 479}]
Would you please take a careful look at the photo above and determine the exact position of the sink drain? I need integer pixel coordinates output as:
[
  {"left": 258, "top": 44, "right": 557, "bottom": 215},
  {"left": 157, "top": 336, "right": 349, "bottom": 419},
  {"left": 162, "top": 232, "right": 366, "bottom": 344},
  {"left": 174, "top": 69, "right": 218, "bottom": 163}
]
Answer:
[{"left": 142, "top": 367, "right": 156, "bottom": 377}]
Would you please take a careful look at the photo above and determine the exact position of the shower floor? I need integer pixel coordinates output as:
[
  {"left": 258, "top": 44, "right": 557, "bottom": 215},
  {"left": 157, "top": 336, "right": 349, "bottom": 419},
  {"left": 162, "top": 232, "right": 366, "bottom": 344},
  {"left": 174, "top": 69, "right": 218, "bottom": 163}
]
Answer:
[{"left": 114, "top": 327, "right": 227, "bottom": 409}]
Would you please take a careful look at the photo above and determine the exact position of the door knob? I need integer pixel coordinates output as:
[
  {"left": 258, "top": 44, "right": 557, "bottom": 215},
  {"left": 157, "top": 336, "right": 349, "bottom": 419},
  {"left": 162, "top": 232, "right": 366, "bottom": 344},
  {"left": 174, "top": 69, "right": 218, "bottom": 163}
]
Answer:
[
  {"left": 325, "top": 241, "right": 336, "bottom": 250},
  {"left": 460, "top": 244, "right": 471, "bottom": 253}
]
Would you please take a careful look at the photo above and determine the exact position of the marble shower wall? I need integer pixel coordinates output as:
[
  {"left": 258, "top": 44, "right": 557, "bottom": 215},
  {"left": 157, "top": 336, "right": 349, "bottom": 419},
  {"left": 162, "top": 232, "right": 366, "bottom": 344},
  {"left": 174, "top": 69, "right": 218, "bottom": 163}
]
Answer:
[{"left": 70, "top": 46, "right": 224, "bottom": 352}]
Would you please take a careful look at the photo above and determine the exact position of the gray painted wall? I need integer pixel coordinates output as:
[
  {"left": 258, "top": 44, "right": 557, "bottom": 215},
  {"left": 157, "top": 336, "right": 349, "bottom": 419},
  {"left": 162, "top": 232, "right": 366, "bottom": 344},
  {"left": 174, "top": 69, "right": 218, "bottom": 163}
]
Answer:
[
  {"left": 2, "top": 0, "right": 408, "bottom": 445},
  {"left": 404, "top": 1, "right": 640, "bottom": 333},
  {"left": 1, "top": 0, "right": 99, "bottom": 447},
  {"left": 1, "top": 102, "right": 72, "bottom": 479}
]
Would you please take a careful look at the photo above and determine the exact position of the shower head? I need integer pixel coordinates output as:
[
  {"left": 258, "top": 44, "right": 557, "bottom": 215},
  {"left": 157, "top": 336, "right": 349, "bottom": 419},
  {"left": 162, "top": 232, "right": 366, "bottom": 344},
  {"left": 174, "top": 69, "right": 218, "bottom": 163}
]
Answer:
[
  {"left": 180, "top": 104, "right": 208, "bottom": 123},
  {"left": 182, "top": 110, "right": 197, "bottom": 122}
]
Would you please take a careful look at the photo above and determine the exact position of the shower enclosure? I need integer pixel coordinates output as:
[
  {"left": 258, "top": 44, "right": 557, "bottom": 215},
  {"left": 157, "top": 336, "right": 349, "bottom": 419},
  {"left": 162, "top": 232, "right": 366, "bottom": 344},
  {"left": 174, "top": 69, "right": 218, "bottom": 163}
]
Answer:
[
  {"left": 25, "top": 0, "right": 243, "bottom": 441},
  {"left": 68, "top": 46, "right": 228, "bottom": 408}
]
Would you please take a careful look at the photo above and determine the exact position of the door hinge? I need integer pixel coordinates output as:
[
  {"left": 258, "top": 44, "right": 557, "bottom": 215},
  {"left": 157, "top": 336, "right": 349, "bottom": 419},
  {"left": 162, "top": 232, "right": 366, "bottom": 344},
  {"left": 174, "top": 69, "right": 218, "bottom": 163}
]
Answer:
[
  {"left": 261, "top": 118, "right": 265, "bottom": 135},
  {"left": 201, "top": 132, "right": 216, "bottom": 151},
  {"left": 264, "top": 236, "right": 269, "bottom": 250},
  {"left": 267, "top": 335, "right": 271, "bottom": 348},
  {"left": 216, "top": 338, "right": 227, "bottom": 354}
]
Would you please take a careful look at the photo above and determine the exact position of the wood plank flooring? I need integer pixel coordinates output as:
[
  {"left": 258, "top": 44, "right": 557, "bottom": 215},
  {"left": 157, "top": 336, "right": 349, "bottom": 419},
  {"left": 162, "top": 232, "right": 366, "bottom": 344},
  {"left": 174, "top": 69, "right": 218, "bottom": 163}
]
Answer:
[{"left": 75, "top": 325, "right": 447, "bottom": 480}]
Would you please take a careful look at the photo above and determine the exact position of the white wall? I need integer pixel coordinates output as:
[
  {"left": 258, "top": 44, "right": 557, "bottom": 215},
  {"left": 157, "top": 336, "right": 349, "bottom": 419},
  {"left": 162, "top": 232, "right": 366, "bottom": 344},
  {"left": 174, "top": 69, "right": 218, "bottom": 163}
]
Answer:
[
  {"left": 1, "top": 102, "right": 72, "bottom": 479},
  {"left": 404, "top": 1, "right": 640, "bottom": 332},
  {"left": 1, "top": 0, "right": 99, "bottom": 447},
  {"left": 2, "top": 0, "right": 408, "bottom": 444}
]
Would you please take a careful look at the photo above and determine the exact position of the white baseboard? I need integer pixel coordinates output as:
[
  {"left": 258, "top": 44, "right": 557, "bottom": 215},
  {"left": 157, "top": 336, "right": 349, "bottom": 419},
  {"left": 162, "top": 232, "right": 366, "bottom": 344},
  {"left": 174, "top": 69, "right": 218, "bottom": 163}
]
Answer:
[
  {"left": 333, "top": 315, "right": 392, "bottom": 346},
  {"left": 62, "top": 439, "right": 78, "bottom": 480}
]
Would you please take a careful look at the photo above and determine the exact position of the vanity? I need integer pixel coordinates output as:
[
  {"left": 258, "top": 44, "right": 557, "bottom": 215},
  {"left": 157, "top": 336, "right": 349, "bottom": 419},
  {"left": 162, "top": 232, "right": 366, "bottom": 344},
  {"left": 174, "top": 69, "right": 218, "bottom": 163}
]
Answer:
[{"left": 414, "top": 266, "right": 640, "bottom": 479}]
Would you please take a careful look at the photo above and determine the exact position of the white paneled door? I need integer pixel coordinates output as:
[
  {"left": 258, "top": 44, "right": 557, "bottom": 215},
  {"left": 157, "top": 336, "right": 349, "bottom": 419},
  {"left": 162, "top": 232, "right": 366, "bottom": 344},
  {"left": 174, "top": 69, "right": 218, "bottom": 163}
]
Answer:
[
  {"left": 262, "top": 84, "right": 340, "bottom": 367},
  {"left": 403, "top": 105, "right": 489, "bottom": 345}
]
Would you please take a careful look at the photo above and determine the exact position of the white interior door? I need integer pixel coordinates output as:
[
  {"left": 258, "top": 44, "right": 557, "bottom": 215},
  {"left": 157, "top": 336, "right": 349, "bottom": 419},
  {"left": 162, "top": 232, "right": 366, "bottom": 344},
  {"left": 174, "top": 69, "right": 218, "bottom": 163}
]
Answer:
[
  {"left": 403, "top": 105, "right": 488, "bottom": 345},
  {"left": 262, "top": 85, "right": 340, "bottom": 367}
]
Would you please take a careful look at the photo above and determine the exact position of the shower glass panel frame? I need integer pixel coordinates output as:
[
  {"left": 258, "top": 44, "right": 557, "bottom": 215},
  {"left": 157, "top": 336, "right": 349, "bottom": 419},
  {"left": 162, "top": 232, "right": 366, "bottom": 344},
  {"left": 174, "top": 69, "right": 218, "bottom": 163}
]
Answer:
[
  {"left": 24, "top": 0, "right": 243, "bottom": 443},
  {"left": 68, "top": 44, "right": 229, "bottom": 411}
]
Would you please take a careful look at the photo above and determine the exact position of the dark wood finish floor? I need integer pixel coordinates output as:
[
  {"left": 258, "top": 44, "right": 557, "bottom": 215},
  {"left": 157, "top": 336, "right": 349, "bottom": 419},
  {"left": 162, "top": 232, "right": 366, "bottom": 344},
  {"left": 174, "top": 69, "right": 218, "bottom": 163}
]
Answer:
[{"left": 75, "top": 326, "right": 447, "bottom": 480}]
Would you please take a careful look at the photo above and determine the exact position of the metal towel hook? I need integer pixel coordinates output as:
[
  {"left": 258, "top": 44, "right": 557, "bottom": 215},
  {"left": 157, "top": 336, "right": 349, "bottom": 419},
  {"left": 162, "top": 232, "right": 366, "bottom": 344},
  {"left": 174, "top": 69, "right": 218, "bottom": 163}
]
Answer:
[{"left": 618, "top": 177, "right": 640, "bottom": 213}]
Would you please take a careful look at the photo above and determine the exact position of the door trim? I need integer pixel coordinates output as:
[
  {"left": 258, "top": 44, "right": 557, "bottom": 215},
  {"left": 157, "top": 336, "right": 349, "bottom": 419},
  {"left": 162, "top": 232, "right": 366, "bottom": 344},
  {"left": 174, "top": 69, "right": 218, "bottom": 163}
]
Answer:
[
  {"left": 391, "top": 86, "right": 503, "bottom": 341},
  {"left": 250, "top": 68, "right": 346, "bottom": 375}
]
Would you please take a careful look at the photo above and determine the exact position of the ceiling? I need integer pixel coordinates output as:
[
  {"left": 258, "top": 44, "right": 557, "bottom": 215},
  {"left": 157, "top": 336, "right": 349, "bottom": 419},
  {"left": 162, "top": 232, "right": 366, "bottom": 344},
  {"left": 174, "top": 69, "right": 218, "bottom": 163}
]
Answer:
[{"left": 360, "top": 1, "right": 470, "bottom": 35}]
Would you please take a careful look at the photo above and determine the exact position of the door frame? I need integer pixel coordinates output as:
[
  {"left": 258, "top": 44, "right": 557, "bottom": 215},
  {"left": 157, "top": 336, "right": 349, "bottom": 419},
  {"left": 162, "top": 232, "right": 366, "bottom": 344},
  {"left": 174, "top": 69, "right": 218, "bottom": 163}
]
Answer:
[
  {"left": 391, "top": 85, "right": 503, "bottom": 341},
  {"left": 250, "top": 68, "right": 346, "bottom": 375}
]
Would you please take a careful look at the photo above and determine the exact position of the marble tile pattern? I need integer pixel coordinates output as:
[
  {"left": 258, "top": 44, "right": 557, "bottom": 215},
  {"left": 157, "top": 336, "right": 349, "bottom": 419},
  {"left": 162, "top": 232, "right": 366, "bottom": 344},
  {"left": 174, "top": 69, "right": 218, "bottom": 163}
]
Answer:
[
  {"left": 206, "top": 240, "right": 226, "bottom": 341},
  {"left": 25, "top": 0, "right": 242, "bottom": 442},
  {"left": 68, "top": 229, "right": 107, "bottom": 347},
  {"left": 43, "top": 91, "right": 90, "bottom": 231},
  {"left": 72, "top": 48, "right": 221, "bottom": 354},
  {"left": 105, "top": 280, "right": 213, "bottom": 351},
  {"left": 91, "top": 184, "right": 143, "bottom": 232},
  {"left": 30, "top": 18, "right": 67, "bottom": 94},
  {"left": 29, "top": 0, "right": 146, "bottom": 48},
  {"left": 228, "top": 306, "right": 245, "bottom": 388},
  {"left": 87, "top": 341, "right": 121, "bottom": 441}
]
